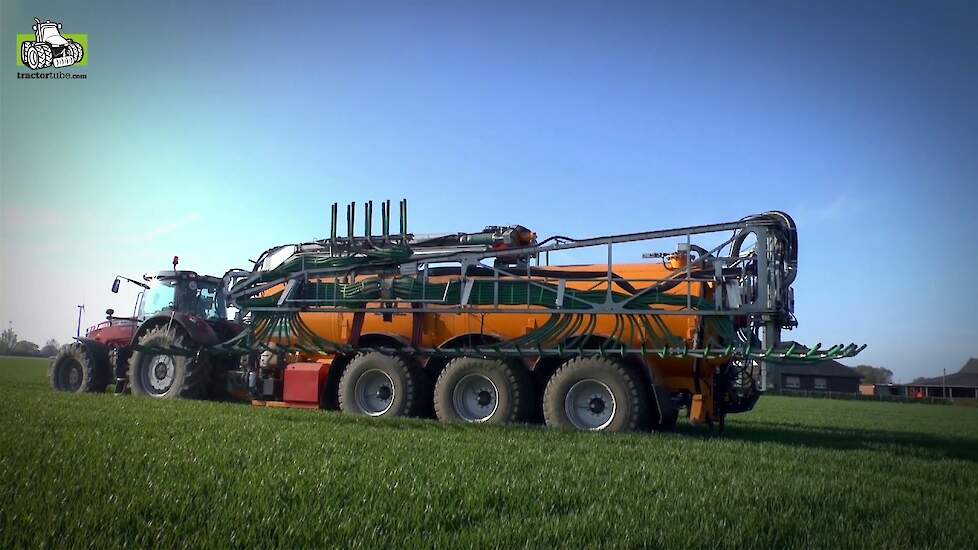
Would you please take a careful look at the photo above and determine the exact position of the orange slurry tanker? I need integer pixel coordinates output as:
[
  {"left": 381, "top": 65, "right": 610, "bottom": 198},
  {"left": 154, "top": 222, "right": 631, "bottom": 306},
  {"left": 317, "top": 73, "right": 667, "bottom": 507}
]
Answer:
[{"left": 213, "top": 200, "right": 863, "bottom": 432}]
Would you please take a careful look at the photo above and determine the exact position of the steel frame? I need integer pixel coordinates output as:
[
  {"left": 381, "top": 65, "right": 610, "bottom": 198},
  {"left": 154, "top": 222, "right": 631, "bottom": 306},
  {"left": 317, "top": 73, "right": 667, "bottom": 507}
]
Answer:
[{"left": 223, "top": 205, "right": 863, "bottom": 366}]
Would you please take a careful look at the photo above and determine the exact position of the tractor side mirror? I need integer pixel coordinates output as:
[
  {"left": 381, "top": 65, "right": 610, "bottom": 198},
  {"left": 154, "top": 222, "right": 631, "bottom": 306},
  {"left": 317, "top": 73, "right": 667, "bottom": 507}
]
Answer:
[
  {"left": 111, "top": 278, "right": 121, "bottom": 293},
  {"left": 106, "top": 308, "right": 115, "bottom": 317}
]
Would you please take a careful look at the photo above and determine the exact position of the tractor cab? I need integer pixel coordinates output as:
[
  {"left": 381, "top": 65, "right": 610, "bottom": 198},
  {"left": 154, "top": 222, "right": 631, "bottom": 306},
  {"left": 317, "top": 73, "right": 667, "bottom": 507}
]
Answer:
[
  {"left": 137, "top": 271, "right": 227, "bottom": 321},
  {"left": 34, "top": 21, "right": 69, "bottom": 46}
]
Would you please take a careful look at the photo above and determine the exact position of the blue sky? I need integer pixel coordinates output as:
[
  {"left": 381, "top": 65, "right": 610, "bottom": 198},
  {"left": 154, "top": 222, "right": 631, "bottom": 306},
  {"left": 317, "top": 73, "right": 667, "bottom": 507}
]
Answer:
[{"left": 1, "top": 1, "right": 976, "bottom": 381}]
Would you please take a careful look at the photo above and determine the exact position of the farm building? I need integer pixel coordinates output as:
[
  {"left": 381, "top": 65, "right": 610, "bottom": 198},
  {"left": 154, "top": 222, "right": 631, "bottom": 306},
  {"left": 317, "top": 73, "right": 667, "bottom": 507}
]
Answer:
[
  {"left": 876, "top": 358, "right": 978, "bottom": 399},
  {"left": 766, "top": 343, "right": 862, "bottom": 393}
]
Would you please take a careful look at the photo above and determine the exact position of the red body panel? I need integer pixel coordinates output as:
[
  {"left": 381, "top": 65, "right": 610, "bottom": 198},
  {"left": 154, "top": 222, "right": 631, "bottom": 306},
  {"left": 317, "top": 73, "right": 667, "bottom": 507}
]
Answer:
[
  {"left": 85, "top": 319, "right": 138, "bottom": 348},
  {"left": 283, "top": 362, "right": 331, "bottom": 405}
]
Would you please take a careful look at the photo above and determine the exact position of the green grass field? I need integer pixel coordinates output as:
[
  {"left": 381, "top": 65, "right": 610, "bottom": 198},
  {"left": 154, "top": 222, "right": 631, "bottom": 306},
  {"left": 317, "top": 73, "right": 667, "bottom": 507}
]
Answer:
[{"left": 2, "top": 356, "right": 977, "bottom": 548}]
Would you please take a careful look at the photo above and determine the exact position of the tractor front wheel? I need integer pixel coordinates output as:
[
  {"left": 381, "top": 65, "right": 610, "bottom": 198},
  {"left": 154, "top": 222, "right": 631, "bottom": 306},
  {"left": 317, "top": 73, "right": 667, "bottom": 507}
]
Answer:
[
  {"left": 68, "top": 42, "right": 83, "bottom": 63},
  {"left": 128, "top": 326, "right": 210, "bottom": 399},
  {"left": 49, "top": 343, "right": 109, "bottom": 393}
]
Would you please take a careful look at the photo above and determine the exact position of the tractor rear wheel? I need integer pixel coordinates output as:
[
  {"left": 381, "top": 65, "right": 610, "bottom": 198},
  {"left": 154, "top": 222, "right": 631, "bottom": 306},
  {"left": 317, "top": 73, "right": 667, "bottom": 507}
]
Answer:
[
  {"left": 21, "top": 41, "right": 33, "bottom": 67},
  {"left": 49, "top": 343, "right": 109, "bottom": 393},
  {"left": 338, "top": 352, "right": 420, "bottom": 418},
  {"left": 434, "top": 357, "right": 533, "bottom": 424},
  {"left": 24, "top": 44, "right": 40, "bottom": 70},
  {"left": 543, "top": 357, "right": 649, "bottom": 432},
  {"left": 128, "top": 326, "right": 210, "bottom": 399}
]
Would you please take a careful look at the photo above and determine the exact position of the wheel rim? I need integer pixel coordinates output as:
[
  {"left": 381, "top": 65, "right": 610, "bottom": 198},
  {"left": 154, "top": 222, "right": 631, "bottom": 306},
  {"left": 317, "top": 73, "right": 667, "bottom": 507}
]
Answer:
[
  {"left": 354, "top": 369, "right": 395, "bottom": 416},
  {"left": 27, "top": 48, "right": 38, "bottom": 69},
  {"left": 452, "top": 373, "right": 499, "bottom": 422},
  {"left": 143, "top": 354, "right": 176, "bottom": 396},
  {"left": 57, "top": 359, "right": 83, "bottom": 391},
  {"left": 564, "top": 378, "right": 617, "bottom": 430}
]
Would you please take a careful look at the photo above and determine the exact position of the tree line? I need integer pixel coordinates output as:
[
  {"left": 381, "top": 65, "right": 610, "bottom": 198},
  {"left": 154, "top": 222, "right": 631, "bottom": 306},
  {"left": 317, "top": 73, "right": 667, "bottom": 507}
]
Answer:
[{"left": 0, "top": 327, "right": 60, "bottom": 358}]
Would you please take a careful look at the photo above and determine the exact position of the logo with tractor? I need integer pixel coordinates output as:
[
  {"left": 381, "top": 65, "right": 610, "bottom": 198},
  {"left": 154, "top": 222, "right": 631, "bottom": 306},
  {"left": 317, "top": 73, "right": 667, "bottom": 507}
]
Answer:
[{"left": 19, "top": 18, "right": 85, "bottom": 70}]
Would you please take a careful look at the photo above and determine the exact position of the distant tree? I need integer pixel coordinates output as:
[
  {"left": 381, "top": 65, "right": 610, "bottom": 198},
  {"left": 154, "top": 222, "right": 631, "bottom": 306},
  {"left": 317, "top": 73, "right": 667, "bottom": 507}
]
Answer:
[
  {"left": 40, "top": 339, "right": 61, "bottom": 357},
  {"left": 0, "top": 327, "right": 16, "bottom": 355},
  {"left": 12, "top": 340, "right": 40, "bottom": 357},
  {"left": 911, "top": 377, "right": 927, "bottom": 384},
  {"left": 854, "top": 365, "right": 893, "bottom": 385}
]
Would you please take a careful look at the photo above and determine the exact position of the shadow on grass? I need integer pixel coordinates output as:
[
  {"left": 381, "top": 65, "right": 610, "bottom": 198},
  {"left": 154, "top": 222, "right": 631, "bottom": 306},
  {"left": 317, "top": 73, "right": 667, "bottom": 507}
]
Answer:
[{"left": 678, "top": 420, "right": 978, "bottom": 463}]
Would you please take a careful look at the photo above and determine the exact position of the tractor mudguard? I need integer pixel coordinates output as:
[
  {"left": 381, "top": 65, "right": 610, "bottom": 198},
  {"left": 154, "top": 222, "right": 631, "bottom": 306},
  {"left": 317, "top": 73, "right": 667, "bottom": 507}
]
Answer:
[
  {"left": 72, "top": 337, "right": 111, "bottom": 366},
  {"left": 132, "top": 313, "right": 221, "bottom": 349}
]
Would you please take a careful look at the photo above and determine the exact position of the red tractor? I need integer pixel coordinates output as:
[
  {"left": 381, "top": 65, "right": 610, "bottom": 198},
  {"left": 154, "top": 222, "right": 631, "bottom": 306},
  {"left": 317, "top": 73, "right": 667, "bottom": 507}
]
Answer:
[{"left": 49, "top": 264, "right": 242, "bottom": 399}]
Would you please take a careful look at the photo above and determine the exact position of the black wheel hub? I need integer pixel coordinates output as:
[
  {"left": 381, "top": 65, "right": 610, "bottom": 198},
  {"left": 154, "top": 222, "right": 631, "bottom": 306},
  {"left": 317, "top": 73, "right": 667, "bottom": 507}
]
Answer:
[
  {"left": 59, "top": 360, "right": 82, "bottom": 391},
  {"left": 476, "top": 390, "right": 493, "bottom": 407},
  {"left": 588, "top": 397, "right": 606, "bottom": 415},
  {"left": 67, "top": 365, "right": 81, "bottom": 388},
  {"left": 154, "top": 362, "right": 168, "bottom": 380},
  {"left": 375, "top": 385, "right": 392, "bottom": 401}
]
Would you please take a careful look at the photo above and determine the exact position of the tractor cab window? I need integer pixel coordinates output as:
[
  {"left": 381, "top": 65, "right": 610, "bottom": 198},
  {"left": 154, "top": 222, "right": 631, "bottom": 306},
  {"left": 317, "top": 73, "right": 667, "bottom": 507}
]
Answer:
[
  {"left": 141, "top": 280, "right": 177, "bottom": 317},
  {"left": 38, "top": 25, "right": 62, "bottom": 42},
  {"left": 140, "top": 278, "right": 226, "bottom": 320},
  {"left": 192, "top": 284, "right": 225, "bottom": 320}
]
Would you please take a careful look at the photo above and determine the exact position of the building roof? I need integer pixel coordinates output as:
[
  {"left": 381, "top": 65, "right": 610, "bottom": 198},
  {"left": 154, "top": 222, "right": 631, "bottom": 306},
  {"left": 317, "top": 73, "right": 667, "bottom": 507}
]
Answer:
[
  {"left": 775, "top": 342, "right": 862, "bottom": 378},
  {"left": 912, "top": 358, "right": 978, "bottom": 387},
  {"left": 779, "top": 361, "right": 862, "bottom": 378},
  {"left": 961, "top": 358, "right": 978, "bottom": 374}
]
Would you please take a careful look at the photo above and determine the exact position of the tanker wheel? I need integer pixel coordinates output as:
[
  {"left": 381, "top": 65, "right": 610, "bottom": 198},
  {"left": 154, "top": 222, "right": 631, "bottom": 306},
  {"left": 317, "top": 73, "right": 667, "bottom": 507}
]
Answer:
[
  {"left": 434, "top": 357, "right": 533, "bottom": 424},
  {"left": 49, "top": 343, "right": 109, "bottom": 393},
  {"left": 338, "top": 352, "right": 420, "bottom": 418},
  {"left": 543, "top": 357, "right": 649, "bottom": 432},
  {"left": 128, "top": 326, "right": 210, "bottom": 399}
]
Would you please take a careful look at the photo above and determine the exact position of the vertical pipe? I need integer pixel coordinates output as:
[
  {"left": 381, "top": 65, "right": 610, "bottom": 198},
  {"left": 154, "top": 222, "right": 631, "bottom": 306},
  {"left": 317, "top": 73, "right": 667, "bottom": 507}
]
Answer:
[
  {"left": 365, "top": 201, "right": 372, "bottom": 238},
  {"left": 330, "top": 202, "right": 338, "bottom": 252},
  {"left": 606, "top": 241, "right": 613, "bottom": 304},
  {"left": 345, "top": 203, "right": 352, "bottom": 252},
  {"left": 350, "top": 202, "right": 356, "bottom": 240},
  {"left": 399, "top": 199, "right": 407, "bottom": 239}
]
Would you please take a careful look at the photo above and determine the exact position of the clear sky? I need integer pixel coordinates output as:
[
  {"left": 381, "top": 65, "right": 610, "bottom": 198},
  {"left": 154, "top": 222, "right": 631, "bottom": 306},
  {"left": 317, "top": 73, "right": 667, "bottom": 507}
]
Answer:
[{"left": 2, "top": 1, "right": 976, "bottom": 381}]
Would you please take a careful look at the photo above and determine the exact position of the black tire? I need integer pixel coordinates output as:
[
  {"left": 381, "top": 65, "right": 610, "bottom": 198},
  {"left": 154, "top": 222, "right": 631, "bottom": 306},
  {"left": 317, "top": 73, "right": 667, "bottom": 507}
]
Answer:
[
  {"left": 35, "top": 44, "right": 52, "bottom": 68},
  {"left": 434, "top": 357, "right": 533, "bottom": 424},
  {"left": 24, "top": 45, "right": 40, "bottom": 70},
  {"left": 69, "top": 42, "right": 84, "bottom": 63},
  {"left": 49, "top": 343, "right": 109, "bottom": 393},
  {"left": 543, "top": 357, "right": 649, "bottom": 432},
  {"left": 21, "top": 41, "right": 33, "bottom": 67},
  {"left": 128, "top": 326, "right": 210, "bottom": 399},
  {"left": 338, "top": 352, "right": 420, "bottom": 418}
]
